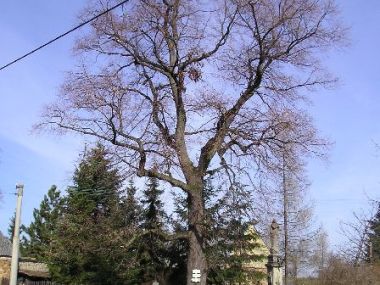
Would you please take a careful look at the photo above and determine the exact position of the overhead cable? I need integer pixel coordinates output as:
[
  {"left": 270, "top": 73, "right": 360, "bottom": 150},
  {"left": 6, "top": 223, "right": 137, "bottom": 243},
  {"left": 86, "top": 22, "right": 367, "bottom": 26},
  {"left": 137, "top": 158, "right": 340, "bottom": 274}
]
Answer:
[{"left": 0, "top": 0, "right": 130, "bottom": 72}]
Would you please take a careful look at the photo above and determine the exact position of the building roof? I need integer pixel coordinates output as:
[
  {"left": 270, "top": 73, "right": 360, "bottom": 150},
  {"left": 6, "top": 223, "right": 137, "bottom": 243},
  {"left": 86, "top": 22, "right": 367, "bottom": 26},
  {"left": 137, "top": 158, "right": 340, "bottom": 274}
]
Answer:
[
  {"left": 0, "top": 231, "right": 12, "bottom": 256},
  {"left": 0, "top": 232, "right": 50, "bottom": 279}
]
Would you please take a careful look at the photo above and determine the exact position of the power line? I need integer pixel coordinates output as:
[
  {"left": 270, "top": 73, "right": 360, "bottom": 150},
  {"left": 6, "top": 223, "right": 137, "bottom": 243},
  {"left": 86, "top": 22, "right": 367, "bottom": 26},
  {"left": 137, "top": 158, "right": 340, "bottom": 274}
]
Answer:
[{"left": 0, "top": 0, "right": 130, "bottom": 72}]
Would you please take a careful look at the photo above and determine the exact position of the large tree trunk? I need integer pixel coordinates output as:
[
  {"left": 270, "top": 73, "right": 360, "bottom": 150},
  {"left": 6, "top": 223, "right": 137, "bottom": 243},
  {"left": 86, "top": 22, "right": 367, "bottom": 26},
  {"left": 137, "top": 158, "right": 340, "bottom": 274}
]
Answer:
[{"left": 187, "top": 180, "right": 207, "bottom": 285}]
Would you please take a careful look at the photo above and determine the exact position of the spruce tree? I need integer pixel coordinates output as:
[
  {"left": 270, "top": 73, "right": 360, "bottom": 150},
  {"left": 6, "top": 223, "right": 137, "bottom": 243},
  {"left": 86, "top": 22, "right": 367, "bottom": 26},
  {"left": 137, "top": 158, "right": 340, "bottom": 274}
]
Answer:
[
  {"left": 206, "top": 182, "right": 266, "bottom": 285},
  {"left": 141, "top": 177, "right": 165, "bottom": 230},
  {"left": 7, "top": 213, "right": 27, "bottom": 255},
  {"left": 166, "top": 188, "right": 189, "bottom": 285},
  {"left": 49, "top": 144, "right": 129, "bottom": 285},
  {"left": 7, "top": 213, "right": 16, "bottom": 240},
  {"left": 118, "top": 179, "right": 143, "bottom": 284},
  {"left": 22, "top": 185, "right": 64, "bottom": 260},
  {"left": 70, "top": 144, "right": 121, "bottom": 218},
  {"left": 369, "top": 202, "right": 380, "bottom": 263},
  {"left": 123, "top": 179, "right": 142, "bottom": 227},
  {"left": 137, "top": 177, "right": 168, "bottom": 283},
  {"left": 170, "top": 178, "right": 266, "bottom": 285}
]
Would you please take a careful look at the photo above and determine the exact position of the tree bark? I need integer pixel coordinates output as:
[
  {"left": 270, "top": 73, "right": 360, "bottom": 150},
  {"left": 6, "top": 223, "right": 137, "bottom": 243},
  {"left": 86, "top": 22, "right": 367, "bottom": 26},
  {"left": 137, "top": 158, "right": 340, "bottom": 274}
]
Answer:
[{"left": 187, "top": 179, "right": 207, "bottom": 285}]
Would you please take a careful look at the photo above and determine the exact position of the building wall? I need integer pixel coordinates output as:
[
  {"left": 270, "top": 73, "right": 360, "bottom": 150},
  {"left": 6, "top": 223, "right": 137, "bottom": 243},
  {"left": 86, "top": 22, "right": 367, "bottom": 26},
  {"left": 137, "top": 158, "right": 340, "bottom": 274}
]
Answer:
[
  {"left": 242, "top": 226, "right": 271, "bottom": 285},
  {"left": 0, "top": 256, "right": 49, "bottom": 282},
  {"left": 0, "top": 257, "right": 11, "bottom": 280}
]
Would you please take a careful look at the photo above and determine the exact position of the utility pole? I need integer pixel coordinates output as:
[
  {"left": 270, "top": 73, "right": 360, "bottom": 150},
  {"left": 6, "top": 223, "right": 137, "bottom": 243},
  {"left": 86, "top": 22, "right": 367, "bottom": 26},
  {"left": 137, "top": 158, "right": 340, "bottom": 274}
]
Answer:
[{"left": 10, "top": 183, "right": 24, "bottom": 285}]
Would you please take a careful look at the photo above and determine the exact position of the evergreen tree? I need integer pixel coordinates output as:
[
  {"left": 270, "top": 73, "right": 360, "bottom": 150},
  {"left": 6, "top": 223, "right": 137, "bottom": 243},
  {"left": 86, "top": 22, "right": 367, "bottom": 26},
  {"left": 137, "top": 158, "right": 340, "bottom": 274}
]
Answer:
[
  {"left": 7, "top": 213, "right": 16, "bottom": 240},
  {"left": 136, "top": 177, "right": 168, "bottom": 283},
  {"left": 141, "top": 177, "right": 165, "bottom": 230},
  {"left": 170, "top": 178, "right": 265, "bottom": 284},
  {"left": 206, "top": 182, "right": 266, "bottom": 285},
  {"left": 70, "top": 144, "right": 121, "bottom": 218},
  {"left": 165, "top": 223, "right": 188, "bottom": 285},
  {"left": 123, "top": 179, "right": 142, "bottom": 227},
  {"left": 22, "top": 185, "right": 64, "bottom": 260},
  {"left": 369, "top": 202, "right": 380, "bottom": 263},
  {"left": 117, "top": 179, "right": 143, "bottom": 284},
  {"left": 165, "top": 188, "right": 190, "bottom": 285},
  {"left": 7, "top": 213, "right": 27, "bottom": 255},
  {"left": 49, "top": 144, "right": 130, "bottom": 285}
]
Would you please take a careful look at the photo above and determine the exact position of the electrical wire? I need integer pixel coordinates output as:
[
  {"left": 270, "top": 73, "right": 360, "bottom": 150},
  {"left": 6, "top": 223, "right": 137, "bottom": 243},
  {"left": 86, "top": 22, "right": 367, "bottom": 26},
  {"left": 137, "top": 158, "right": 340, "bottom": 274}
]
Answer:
[{"left": 0, "top": 0, "right": 130, "bottom": 72}]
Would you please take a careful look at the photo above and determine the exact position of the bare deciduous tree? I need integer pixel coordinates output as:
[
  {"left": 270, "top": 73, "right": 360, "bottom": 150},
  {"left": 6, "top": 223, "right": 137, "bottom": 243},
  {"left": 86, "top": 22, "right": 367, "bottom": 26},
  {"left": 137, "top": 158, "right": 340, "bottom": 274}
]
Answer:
[
  {"left": 38, "top": 0, "right": 345, "bottom": 283},
  {"left": 278, "top": 147, "right": 320, "bottom": 285},
  {"left": 339, "top": 202, "right": 378, "bottom": 265},
  {"left": 312, "top": 229, "right": 330, "bottom": 275}
]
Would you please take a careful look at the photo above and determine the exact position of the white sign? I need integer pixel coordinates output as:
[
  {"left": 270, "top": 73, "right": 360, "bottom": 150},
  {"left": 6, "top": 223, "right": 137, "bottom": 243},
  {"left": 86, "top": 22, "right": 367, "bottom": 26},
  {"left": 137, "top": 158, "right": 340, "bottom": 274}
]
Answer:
[{"left": 191, "top": 269, "right": 201, "bottom": 283}]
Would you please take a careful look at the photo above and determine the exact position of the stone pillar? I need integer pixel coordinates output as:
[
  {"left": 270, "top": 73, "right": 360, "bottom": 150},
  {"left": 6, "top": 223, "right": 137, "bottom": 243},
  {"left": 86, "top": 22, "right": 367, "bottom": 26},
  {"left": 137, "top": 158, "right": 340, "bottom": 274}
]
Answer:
[{"left": 266, "top": 220, "right": 283, "bottom": 285}]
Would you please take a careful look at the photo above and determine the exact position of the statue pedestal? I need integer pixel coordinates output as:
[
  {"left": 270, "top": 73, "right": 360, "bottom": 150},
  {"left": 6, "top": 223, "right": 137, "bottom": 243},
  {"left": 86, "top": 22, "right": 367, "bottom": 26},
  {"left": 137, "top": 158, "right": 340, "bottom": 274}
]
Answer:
[{"left": 266, "top": 254, "right": 282, "bottom": 285}]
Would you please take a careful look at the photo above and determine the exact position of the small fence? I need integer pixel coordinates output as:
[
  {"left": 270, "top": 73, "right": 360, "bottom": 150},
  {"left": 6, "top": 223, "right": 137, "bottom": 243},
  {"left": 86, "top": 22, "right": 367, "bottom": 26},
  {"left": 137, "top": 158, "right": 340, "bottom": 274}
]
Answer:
[
  {"left": 0, "top": 278, "right": 56, "bottom": 285},
  {"left": 22, "top": 281, "right": 56, "bottom": 285}
]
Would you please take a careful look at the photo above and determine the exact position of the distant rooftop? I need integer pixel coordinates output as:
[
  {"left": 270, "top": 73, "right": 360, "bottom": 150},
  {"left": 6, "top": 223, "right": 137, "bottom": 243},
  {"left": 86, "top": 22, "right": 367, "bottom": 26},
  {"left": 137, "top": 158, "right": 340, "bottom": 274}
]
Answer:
[{"left": 0, "top": 231, "right": 12, "bottom": 256}]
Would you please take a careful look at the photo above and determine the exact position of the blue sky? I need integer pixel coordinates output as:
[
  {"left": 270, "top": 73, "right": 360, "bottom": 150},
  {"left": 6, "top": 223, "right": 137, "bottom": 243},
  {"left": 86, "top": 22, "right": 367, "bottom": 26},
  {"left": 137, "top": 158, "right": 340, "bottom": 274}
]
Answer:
[
  {"left": 0, "top": 1, "right": 87, "bottom": 235},
  {"left": 0, "top": 0, "right": 379, "bottom": 248}
]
